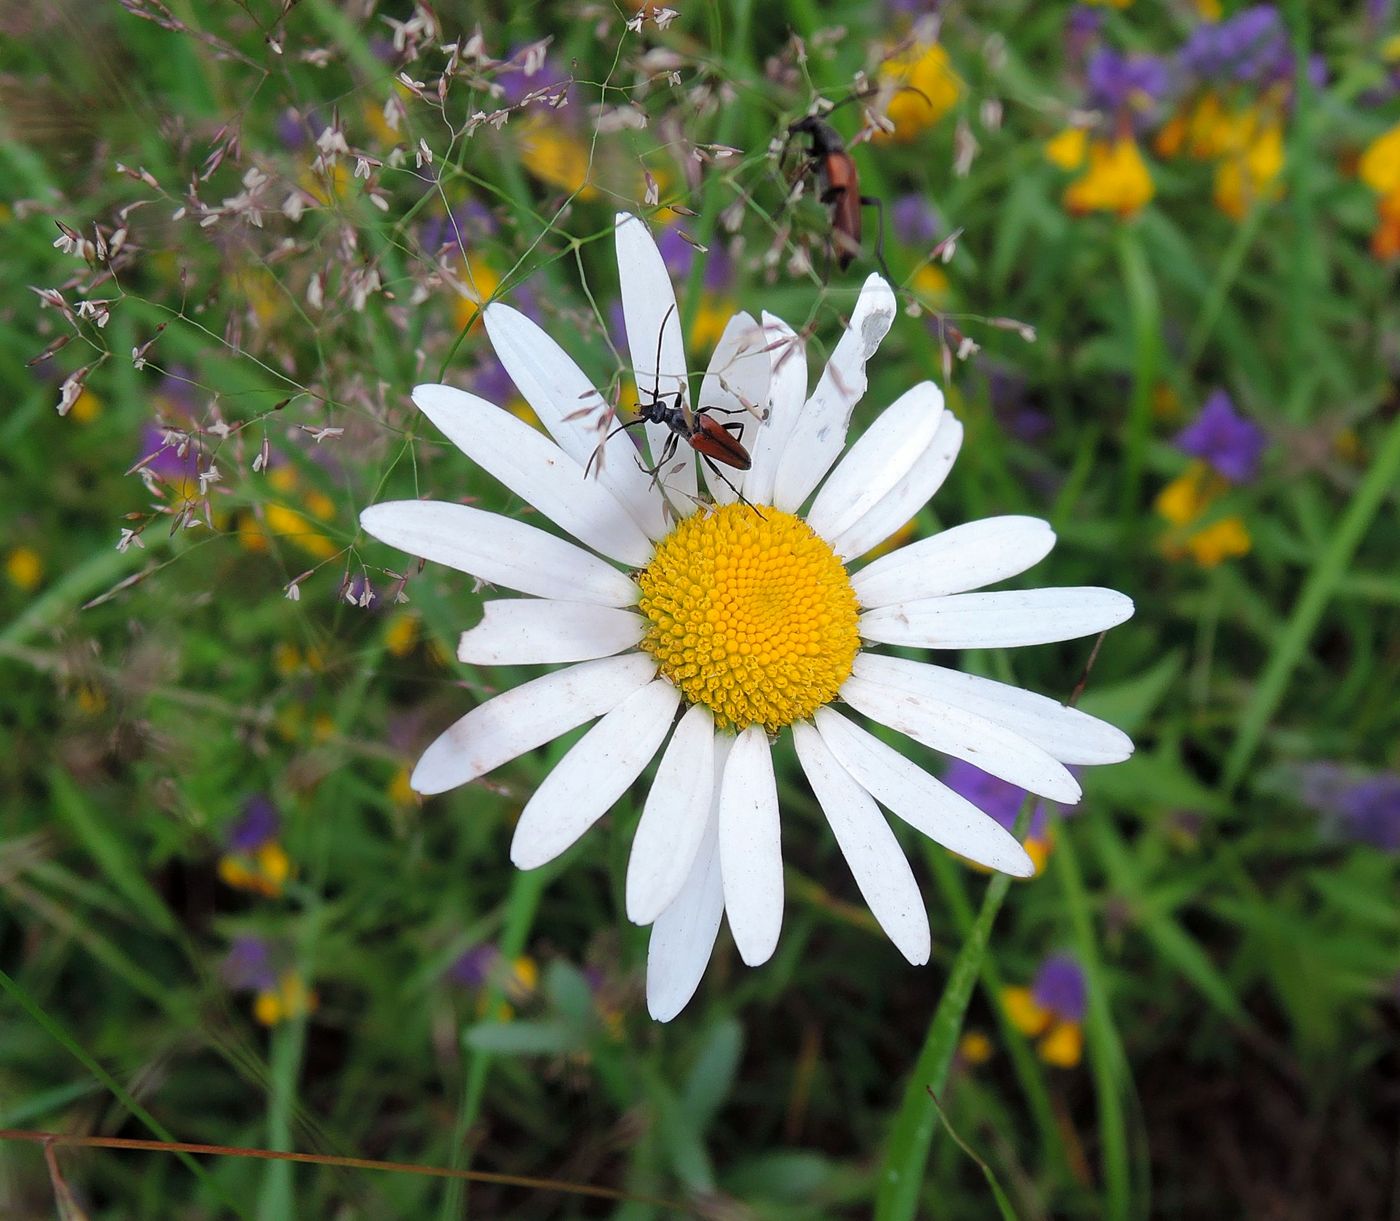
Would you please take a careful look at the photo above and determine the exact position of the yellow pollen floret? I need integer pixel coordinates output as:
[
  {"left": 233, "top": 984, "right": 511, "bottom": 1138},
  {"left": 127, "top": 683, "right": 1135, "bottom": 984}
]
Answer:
[{"left": 636, "top": 503, "right": 860, "bottom": 733}]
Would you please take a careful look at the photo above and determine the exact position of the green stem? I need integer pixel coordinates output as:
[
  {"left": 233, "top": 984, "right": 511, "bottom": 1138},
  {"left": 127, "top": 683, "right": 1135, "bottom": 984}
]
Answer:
[
  {"left": 873, "top": 869, "right": 1014, "bottom": 1220},
  {"left": 439, "top": 866, "right": 551, "bottom": 1219},
  {"left": 1051, "top": 821, "right": 1137, "bottom": 1220},
  {"left": 1115, "top": 226, "right": 1160, "bottom": 540},
  {"left": 1223, "top": 410, "right": 1400, "bottom": 790}
]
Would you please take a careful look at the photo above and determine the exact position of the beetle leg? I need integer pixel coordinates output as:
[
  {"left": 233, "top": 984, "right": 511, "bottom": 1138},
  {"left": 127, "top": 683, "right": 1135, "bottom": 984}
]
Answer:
[
  {"left": 701, "top": 455, "right": 764, "bottom": 519},
  {"left": 638, "top": 431, "right": 680, "bottom": 487},
  {"left": 860, "top": 194, "right": 897, "bottom": 286}
]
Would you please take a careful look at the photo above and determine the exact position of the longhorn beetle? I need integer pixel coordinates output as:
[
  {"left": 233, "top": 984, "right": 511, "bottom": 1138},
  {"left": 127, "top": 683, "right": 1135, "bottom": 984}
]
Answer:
[
  {"left": 784, "top": 86, "right": 931, "bottom": 284},
  {"left": 586, "top": 305, "right": 762, "bottom": 513}
]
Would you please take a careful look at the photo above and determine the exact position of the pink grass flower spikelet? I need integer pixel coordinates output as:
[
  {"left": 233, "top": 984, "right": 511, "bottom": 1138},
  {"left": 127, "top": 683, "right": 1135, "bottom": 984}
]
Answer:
[{"left": 359, "top": 213, "right": 1136, "bottom": 1021}]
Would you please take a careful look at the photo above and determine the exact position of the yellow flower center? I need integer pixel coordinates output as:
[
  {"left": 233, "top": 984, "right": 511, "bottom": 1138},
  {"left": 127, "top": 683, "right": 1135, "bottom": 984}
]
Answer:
[{"left": 636, "top": 503, "right": 860, "bottom": 733}]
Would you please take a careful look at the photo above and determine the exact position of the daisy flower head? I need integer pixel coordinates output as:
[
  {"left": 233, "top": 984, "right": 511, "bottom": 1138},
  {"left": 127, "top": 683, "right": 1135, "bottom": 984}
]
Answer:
[{"left": 359, "top": 213, "right": 1135, "bottom": 1022}]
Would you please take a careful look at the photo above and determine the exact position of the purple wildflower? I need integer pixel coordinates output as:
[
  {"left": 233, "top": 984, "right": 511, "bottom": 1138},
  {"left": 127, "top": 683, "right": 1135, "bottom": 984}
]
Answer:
[
  {"left": 1065, "top": 7, "right": 1104, "bottom": 69},
  {"left": 942, "top": 759, "right": 1049, "bottom": 840},
  {"left": 1174, "top": 389, "right": 1267, "bottom": 483},
  {"left": 886, "top": 0, "right": 941, "bottom": 17},
  {"left": 656, "top": 226, "right": 695, "bottom": 280},
  {"left": 152, "top": 367, "right": 198, "bottom": 421},
  {"left": 979, "top": 361, "right": 1052, "bottom": 442},
  {"left": 496, "top": 49, "right": 572, "bottom": 110},
  {"left": 1301, "top": 764, "right": 1400, "bottom": 852},
  {"left": 226, "top": 796, "right": 280, "bottom": 853},
  {"left": 469, "top": 353, "right": 518, "bottom": 406},
  {"left": 1338, "top": 777, "right": 1400, "bottom": 851},
  {"left": 509, "top": 279, "right": 544, "bottom": 324},
  {"left": 136, "top": 423, "right": 203, "bottom": 486},
  {"left": 704, "top": 241, "right": 735, "bottom": 293},
  {"left": 223, "top": 936, "right": 277, "bottom": 992},
  {"left": 1179, "top": 6, "right": 1297, "bottom": 88},
  {"left": 607, "top": 298, "right": 628, "bottom": 354},
  {"left": 1032, "top": 954, "right": 1087, "bottom": 1022},
  {"left": 420, "top": 200, "right": 496, "bottom": 255},
  {"left": 891, "top": 194, "right": 943, "bottom": 246},
  {"left": 446, "top": 944, "right": 500, "bottom": 989},
  {"left": 343, "top": 573, "right": 380, "bottom": 610},
  {"left": 276, "top": 108, "right": 326, "bottom": 151},
  {"left": 1086, "top": 49, "right": 1171, "bottom": 121}
]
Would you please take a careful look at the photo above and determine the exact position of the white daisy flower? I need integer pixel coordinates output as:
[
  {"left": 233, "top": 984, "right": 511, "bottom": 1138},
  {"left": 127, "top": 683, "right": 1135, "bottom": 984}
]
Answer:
[{"left": 360, "top": 213, "right": 1135, "bottom": 1022}]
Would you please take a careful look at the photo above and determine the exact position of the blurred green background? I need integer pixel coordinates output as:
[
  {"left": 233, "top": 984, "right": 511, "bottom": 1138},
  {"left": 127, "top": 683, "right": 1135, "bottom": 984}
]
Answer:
[{"left": 2, "top": 0, "right": 1399, "bottom": 1217}]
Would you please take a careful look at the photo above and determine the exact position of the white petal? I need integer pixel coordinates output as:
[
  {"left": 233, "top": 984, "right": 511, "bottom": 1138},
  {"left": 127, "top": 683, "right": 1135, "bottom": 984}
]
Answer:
[
  {"left": 627, "top": 704, "right": 716, "bottom": 925},
  {"left": 805, "top": 381, "right": 944, "bottom": 544},
  {"left": 411, "top": 384, "right": 653, "bottom": 566},
  {"left": 718, "top": 725, "right": 784, "bottom": 966},
  {"left": 697, "top": 310, "right": 771, "bottom": 505},
  {"left": 840, "top": 673, "right": 1082, "bottom": 803},
  {"left": 742, "top": 312, "right": 807, "bottom": 506},
  {"left": 482, "top": 302, "right": 669, "bottom": 539},
  {"left": 792, "top": 722, "right": 930, "bottom": 964},
  {"left": 852, "top": 652, "right": 1133, "bottom": 766},
  {"left": 851, "top": 516, "right": 1056, "bottom": 607},
  {"left": 410, "top": 653, "right": 656, "bottom": 795},
  {"left": 814, "top": 707, "right": 1035, "bottom": 877},
  {"left": 510, "top": 679, "right": 680, "bottom": 869},
  {"left": 360, "top": 501, "right": 637, "bottom": 607},
  {"left": 860, "top": 587, "right": 1136, "bottom": 649},
  {"left": 772, "top": 274, "right": 896, "bottom": 512},
  {"left": 615, "top": 213, "right": 696, "bottom": 505},
  {"left": 647, "top": 803, "right": 724, "bottom": 1022},
  {"left": 828, "top": 412, "right": 963, "bottom": 562},
  {"left": 457, "top": 600, "right": 645, "bottom": 666}
]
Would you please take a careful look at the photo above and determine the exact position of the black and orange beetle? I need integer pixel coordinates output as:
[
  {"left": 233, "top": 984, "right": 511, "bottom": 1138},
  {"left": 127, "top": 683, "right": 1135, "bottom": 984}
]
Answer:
[
  {"left": 786, "top": 112, "right": 894, "bottom": 284},
  {"left": 785, "top": 86, "right": 931, "bottom": 283},
  {"left": 587, "top": 305, "right": 761, "bottom": 512}
]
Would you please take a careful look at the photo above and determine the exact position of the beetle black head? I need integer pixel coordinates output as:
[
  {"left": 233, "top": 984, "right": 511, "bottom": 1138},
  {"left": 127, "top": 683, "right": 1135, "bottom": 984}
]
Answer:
[{"left": 787, "top": 114, "right": 846, "bottom": 157}]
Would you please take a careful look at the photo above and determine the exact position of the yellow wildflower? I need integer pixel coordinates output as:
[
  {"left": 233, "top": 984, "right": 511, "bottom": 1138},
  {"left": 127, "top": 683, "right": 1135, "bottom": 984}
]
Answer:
[
  {"left": 688, "top": 295, "right": 733, "bottom": 354},
  {"left": 69, "top": 388, "right": 102, "bottom": 424},
  {"left": 518, "top": 116, "right": 597, "bottom": 200},
  {"left": 273, "top": 643, "right": 302, "bottom": 676},
  {"left": 877, "top": 43, "right": 961, "bottom": 141},
  {"left": 1155, "top": 463, "right": 1252, "bottom": 567},
  {"left": 1359, "top": 122, "right": 1400, "bottom": 196},
  {"left": 388, "top": 765, "right": 417, "bottom": 806},
  {"left": 1213, "top": 121, "right": 1284, "bottom": 219},
  {"left": 910, "top": 262, "right": 951, "bottom": 305},
  {"left": 6, "top": 546, "right": 43, "bottom": 592},
  {"left": 1002, "top": 985, "right": 1084, "bottom": 1068},
  {"left": 452, "top": 261, "right": 502, "bottom": 332},
  {"left": 958, "top": 1030, "right": 994, "bottom": 1066},
  {"left": 75, "top": 684, "right": 107, "bottom": 716},
  {"left": 218, "top": 841, "right": 291, "bottom": 898},
  {"left": 1045, "top": 127, "right": 1089, "bottom": 171},
  {"left": 1063, "top": 138, "right": 1154, "bottom": 217},
  {"left": 384, "top": 613, "right": 418, "bottom": 657},
  {"left": 254, "top": 971, "right": 317, "bottom": 1026}
]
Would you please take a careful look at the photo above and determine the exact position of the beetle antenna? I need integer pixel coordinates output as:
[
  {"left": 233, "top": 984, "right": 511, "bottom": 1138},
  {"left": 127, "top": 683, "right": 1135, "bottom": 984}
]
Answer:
[{"left": 641, "top": 302, "right": 678, "bottom": 411}]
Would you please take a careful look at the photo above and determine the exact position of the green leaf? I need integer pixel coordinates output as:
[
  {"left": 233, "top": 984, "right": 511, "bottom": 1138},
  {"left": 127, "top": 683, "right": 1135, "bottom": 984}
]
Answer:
[
  {"left": 462, "top": 1019, "right": 583, "bottom": 1056},
  {"left": 679, "top": 1017, "right": 743, "bottom": 1131},
  {"left": 47, "top": 768, "right": 178, "bottom": 936}
]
